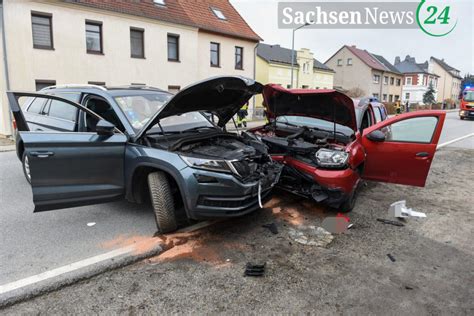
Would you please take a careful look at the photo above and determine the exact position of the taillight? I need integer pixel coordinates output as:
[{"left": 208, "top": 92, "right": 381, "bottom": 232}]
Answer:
[{"left": 12, "top": 119, "right": 17, "bottom": 130}]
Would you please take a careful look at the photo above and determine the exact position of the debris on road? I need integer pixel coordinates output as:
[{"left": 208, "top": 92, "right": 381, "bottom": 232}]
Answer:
[
  {"left": 288, "top": 226, "right": 334, "bottom": 247},
  {"left": 244, "top": 262, "right": 266, "bottom": 277},
  {"left": 387, "top": 254, "right": 396, "bottom": 262},
  {"left": 389, "top": 200, "right": 426, "bottom": 218},
  {"left": 87, "top": 222, "right": 96, "bottom": 227},
  {"left": 376, "top": 218, "right": 405, "bottom": 227},
  {"left": 262, "top": 223, "right": 279, "bottom": 234}
]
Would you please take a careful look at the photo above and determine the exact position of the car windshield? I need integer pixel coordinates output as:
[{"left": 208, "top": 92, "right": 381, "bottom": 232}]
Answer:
[
  {"left": 276, "top": 115, "right": 353, "bottom": 135},
  {"left": 114, "top": 93, "right": 213, "bottom": 133},
  {"left": 463, "top": 91, "right": 474, "bottom": 101}
]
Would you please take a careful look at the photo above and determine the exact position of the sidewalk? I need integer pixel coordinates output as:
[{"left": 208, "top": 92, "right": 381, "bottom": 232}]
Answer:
[{"left": 0, "top": 137, "right": 15, "bottom": 152}]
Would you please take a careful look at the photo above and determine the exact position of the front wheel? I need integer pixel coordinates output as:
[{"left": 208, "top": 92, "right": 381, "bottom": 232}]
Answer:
[
  {"left": 147, "top": 171, "right": 178, "bottom": 233},
  {"left": 460, "top": 116, "right": 465, "bottom": 120},
  {"left": 338, "top": 189, "right": 358, "bottom": 213},
  {"left": 22, "top": 152, "right": 31, "bottom": 184}
]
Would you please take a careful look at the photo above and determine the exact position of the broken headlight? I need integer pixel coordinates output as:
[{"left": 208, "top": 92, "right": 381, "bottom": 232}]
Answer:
[
  {"left": 315, "top": 148, "right": 349, "bottom": 168},
  {"left": 180, "top": 156, "right": 232, "bottom": 174}
]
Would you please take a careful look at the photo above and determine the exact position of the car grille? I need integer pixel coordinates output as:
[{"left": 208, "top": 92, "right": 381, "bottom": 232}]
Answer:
[{"left": 197, "top": 195, "right": 257, "bottom": 208}]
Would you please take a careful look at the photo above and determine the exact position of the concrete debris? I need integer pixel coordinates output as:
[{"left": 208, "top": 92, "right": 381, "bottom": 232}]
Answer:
[
  {"left": 288, "top": 226, "right": 334, "bottom": 247},
  {"left": 389, "top": 200, "right": 426, "bottom": 218}
]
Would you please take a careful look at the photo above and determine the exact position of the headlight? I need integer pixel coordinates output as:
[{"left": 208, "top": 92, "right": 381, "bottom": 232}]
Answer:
[
  {"left": 315, "top": 148, "right": 349, "bottom": 168},
  {"left": 460, "top": 110, "right": 465, "bottom": 115},
  {"left": 181, "top": 156, "right": 233, "bottom": 173}
]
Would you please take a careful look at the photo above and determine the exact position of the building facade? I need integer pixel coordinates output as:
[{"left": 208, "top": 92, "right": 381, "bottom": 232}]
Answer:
[
  {"left": 394, "top": 56, "right": 439, "bottom": 104},
  {"left": 429, "top": 57, "right": 462, "bottom": 103},
  {"left": 0, "top": 0, "right": 261, "bottom": 136},
  {"left": 325, "top": 45, "right": 403, "bottom": 103},
  {"left": 255, "top": 43, "right": 334, "bottom": 111}
]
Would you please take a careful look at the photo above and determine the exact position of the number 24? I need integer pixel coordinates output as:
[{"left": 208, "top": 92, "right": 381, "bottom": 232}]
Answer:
[{"left": 424, "top": 6, "right": 451, "bottom": 25}]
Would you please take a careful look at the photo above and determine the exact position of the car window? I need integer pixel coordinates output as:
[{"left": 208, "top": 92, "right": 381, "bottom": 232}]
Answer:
[
  {"left": 47, "top": 99, "right": 78, "bottom": 122},
  {"left": 27, "top": 97, "right": 46, "bottom": 114},
  {"left": 383, "top": 116, "right": 438, "bottom": 143},
  {"left": 373, "top": 107, "right": 382, "bottom": 122}
]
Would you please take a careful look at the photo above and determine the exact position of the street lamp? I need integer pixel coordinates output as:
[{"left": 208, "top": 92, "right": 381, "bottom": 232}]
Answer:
[{"left": 290, "top": 22, "right": 312, "bottom": 88}]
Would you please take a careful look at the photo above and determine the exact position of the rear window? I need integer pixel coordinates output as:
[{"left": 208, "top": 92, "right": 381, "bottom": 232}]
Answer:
[
  {"left": 47, "top": 100, "right": 78, "bottom": 122},
  {"left": 27, "top": 97, "right": 46, "bottom": 114}
]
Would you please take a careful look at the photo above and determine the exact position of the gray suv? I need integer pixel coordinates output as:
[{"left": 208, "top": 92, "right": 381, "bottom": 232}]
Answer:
[{"left": 9, "top": 76, "right": 282, "bottom": 233}]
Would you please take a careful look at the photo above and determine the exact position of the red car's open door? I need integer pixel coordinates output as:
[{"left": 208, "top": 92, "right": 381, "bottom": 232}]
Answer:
[{"left": 361, "top": 111, "right": 446, "bottom": 187}]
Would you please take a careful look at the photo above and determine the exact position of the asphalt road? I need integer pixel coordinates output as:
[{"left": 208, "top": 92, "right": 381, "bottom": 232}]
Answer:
[{"left": 0, "top": 111, "right": 472, "bottom": 288}]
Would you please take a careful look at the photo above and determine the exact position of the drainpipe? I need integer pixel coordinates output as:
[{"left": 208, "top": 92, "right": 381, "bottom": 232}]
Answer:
[
  {"left": 1, "top": 0, "right": 13, "bottom": 138},
  {"left": 253, "top": 43, "right": 257, "bottom": 119},
  {"left": 379, "top": 71, "right": 384, "bottom": 101}
]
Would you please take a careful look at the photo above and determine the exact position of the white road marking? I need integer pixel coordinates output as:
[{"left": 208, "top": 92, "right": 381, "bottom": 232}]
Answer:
[
  {"left": 0, "top": 220, "right": 217, "bottom": 296},
  {"left": 437, "top": 133, "right": 474, "bottom": 149}
]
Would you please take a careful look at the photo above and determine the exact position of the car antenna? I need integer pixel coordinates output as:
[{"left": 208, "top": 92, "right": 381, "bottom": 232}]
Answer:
[{"left": 157, "top": 120, "right": 171, "bottom": 146}]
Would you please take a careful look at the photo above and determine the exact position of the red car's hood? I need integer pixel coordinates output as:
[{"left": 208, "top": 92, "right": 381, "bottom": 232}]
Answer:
[{"left": 262, "top": 84, "right": 357, "bottom": 131}]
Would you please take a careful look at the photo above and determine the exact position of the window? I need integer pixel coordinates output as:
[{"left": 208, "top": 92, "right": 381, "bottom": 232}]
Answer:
[
  {"left": 211, "top": 7, "right": 227, "bottom": 20},
  {"left": 235, "top": 46, "right": 243, "bottom": 70},
  {"left": 373, "top": 108, "right": 382, "bottom": 122},
  {"left": 383, "top": 76, "right": 389, "bottom": 85},
  {"left": 373, "top": 75, "right": 380, "bottom": 83},
  {"left": 396, "top": 78, "right": 401, "bottom": 86},
  {"left": 373, "top": 93, "right": 379, "bottom": 99},
  {"left": 337, "top": 59, "right": 343, "bottom": 66},
  {"left": 85, "top": 21, "right": 102, "bottom": 54},
  {"left": 210, "top": 42, "right": 220, "bottom": 67},
  {"left": 390, "top": 77, "right": 394, "bottom": 85},
  {"left": 35, "top": 80, "right": 56, "bottom": 91},
  {"left": 382, "top": 94, "right": 387, "bottom": 101},
  {"left": 405, "top": 92, "right": 410, "bottom": 100},
  {"left": 406, "top": 77, "right": 412, "bottom": 85},
  {"left": 383, "top": 117, "right": 438, "bottom": 143},
  {"left": 88, "top": 81, "right": 106, "bottom": 86},
  {"left": 394, "top": 95, "right": 400, "bottom": 101},
  {"left": 47, "top": 99, "right": 78, "bottom": 122},
  {"left": 167, "top": 34, "right": 179, "bottom": 61},
  {"left": 302, "top": 85, "right": 309, "bottom": 89},
  {"left": 389, "top": 94, "right": 393, "bottom": 102},
  {"left": 168, "top": 85, "right": 181, "bottom": 94},
  {"left": 347, "top": 58, "right": 352, "bottom": 66},
  {"left": 286, "top": 84, "right": 292, "bottom": 89},
  {"left": 130, "top": 28, "right": 144, "bottom": 58},
  {"left": 27, "top": 98, "right": 47, "bottom": 114},
  {"left": 31, "top": 12, "right": 53, "bottom": 49}
]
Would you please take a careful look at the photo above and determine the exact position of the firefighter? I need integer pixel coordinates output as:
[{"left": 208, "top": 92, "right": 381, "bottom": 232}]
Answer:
[
  {"left": 395, "top": 100, "right": 401, "bottom": 115},
  {"left": 237, "top": 102, "right": 249, "bottom": 127}
]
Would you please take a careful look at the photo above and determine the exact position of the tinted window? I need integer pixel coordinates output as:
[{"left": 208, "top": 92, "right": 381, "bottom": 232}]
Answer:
[
  {"left": 384, "top": 117, "right": 438, "bottom": 143},
  {"left": 27, "top": 98, "right": 46, "bottom": 114},
  {"left": 47, "top": 96, "right": 79, "bottom": 122}
]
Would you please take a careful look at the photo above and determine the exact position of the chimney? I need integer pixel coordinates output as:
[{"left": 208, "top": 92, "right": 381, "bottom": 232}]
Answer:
[{"left": 394, "top": 56, "right": 401, "bottom": 65}]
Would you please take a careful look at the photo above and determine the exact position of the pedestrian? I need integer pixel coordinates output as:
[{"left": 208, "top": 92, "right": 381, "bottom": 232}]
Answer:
[
  {"left": 442, "top": 101, "right": 446, "bottom": 110},
  {"left": 237, "top": 102, "right": 249, "bottom": 128},
  {"left": 395, "top": 100, "right": 401, "bottom": 115},
  {"left": 405, "top": 101, "right": 409, "bottom": 112}
]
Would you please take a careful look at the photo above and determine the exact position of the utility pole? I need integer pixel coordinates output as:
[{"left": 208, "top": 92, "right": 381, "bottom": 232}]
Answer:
[{"left": 290, "top": 22, "right": 312, "bottom": 88}]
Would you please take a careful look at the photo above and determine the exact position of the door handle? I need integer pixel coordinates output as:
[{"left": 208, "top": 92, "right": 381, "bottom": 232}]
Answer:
[
  {"left": 416, "top": 152, "right": 430, "bottom": 158},
  {"left": 30, "top": 151, "right": 54, "bottom": 158}
]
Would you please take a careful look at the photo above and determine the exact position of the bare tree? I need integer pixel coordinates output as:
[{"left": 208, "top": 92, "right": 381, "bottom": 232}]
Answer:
[{"left": 346, "top": 87, "right": 366, "bottom": 98}]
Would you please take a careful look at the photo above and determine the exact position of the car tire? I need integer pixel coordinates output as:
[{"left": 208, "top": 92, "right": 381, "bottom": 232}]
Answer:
[
  {"left": 22, "top": 152, "right": 31, "bottom": 185},
  {"left": 339, "top": 189, "right": 358, "bottom": 213},
  {"left": 460, "top": 117, "right": 465, "bottom": 120},
  {"left": 147, "top": 171, "right": 178, "bottom": 234}
]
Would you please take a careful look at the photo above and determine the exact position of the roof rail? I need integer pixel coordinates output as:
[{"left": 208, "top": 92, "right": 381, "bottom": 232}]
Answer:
[
  {"left": 41, "top": 84, "right": 107, "bottom": 91},
  {"left": 107, "top": 85, "right": 164, "bottom": 91}
]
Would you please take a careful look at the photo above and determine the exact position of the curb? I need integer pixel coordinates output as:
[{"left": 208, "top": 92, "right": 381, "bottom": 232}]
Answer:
[{"left": 0, "top": 145, "right": 15, "bottom": 152}]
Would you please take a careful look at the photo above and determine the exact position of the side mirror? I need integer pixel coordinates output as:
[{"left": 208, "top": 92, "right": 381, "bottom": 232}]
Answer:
[
  {"left": 96, "top": 119, "right": 115, "bottom": 136},
  {"left": 367, "top": 130, "right": 385, "bottom": 142}
]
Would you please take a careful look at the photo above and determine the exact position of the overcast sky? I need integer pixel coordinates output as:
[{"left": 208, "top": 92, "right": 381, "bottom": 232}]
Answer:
[{"left": 231, "top": 0, "right": 474, "bottom": 75}]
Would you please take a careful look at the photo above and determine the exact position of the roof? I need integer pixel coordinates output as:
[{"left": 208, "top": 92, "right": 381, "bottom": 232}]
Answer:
[
  {"left": 257, "top": 43, "right": 334, "bottom": 72},
  {"left": 326, "top": 45, "right": 400, "bottom": 74},
  {"left": 64, "top": 0, "right": 261, "bottom": 42},
  {"left": 431, "top": 57, "right": 462, "bottom": 79}
]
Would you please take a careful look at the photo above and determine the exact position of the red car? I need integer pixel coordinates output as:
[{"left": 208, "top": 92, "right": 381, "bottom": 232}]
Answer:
[{"left": 249, "top": 85, "right": 446, "bottom": 211}]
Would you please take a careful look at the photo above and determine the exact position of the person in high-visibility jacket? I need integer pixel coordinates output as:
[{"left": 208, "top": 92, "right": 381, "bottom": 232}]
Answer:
[
  {"left": 237, "top": 102, "right": 249, "bottom": 127},
  {"left": 395, "top": 100, "right": 401, "bottom": 115}
]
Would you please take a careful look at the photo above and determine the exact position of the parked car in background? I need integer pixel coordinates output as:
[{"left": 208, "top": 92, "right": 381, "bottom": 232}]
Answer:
[
  {"left": 459, "top": 87, "right": 474, "bottom": 120},
  {"left": 249, "top": 85, "right": 446, "bottom": 211},
  {"left": 9, "top": 76, "right": 282, "bottom": 233}
]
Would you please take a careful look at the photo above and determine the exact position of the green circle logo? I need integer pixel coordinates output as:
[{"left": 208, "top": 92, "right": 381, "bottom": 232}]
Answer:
[{"left": 416, "top": 0, "right": 457, "bottom": 37}]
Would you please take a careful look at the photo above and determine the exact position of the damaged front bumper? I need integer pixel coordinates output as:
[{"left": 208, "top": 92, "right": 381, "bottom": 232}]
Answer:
[{"left": 180, "top": 162, "right": 283, "bottom": 220}]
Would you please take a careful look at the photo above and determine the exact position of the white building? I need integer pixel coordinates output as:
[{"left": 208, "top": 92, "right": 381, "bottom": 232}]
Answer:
[{"left": 0, "top": 0, "right": 261, "bottom": 136}]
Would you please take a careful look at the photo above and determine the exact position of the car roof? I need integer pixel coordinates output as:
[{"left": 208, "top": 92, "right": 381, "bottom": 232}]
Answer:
[{"left": 40, "top": 84, "right": 170, "bottom": 98}]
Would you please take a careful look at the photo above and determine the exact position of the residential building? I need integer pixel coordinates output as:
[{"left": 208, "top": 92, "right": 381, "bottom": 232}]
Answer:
[
  {"left": 394, "top": 55, "right": 439, "bottom": 104},
  {"left": 0, "top": 0, "right": 261, "bottom": 136},
  {"left": 255, "top": 43, "right": 334, "bottom": 113},
  {"left": 429, "top": 57, "right": 462, "bottom": 103},
  {"left": 325, "top": 45, "right": 403, "bottom": 102}
]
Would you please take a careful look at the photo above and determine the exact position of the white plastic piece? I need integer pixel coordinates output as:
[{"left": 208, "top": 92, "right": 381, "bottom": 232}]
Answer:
[
  {"left": 257, "top": 181, "right": 263, "bottom": 209},
  {"left": 389, "top": 200, "right": 426, "bottom": 218},
  {"left": 87, "top": 222, "right": 96, "bottom": 227}
]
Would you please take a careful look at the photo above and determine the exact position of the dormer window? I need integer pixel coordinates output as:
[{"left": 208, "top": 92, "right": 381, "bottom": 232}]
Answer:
[
  {"left": 211, "top": 7, "right": 226, "bottom": 20},
  {"left": 153, "top": 0, "right": 166, "bottom": 6}
]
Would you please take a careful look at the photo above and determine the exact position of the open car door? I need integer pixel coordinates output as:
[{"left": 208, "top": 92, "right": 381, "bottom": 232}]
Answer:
[
  {"left": 361, "top": 111, "right": 446, "bottom": 187},
  {"left": 8, "top": 92, "right": 127, "bottom": 212}
]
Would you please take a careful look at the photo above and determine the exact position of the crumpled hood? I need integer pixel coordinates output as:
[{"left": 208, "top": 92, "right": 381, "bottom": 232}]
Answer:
[
  {"left": 262, "top": 84, "right": 357, "bottom": 131},
  {"left": 135, "top": 76, "right": 262, "bottom": 141}
]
